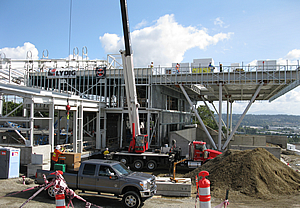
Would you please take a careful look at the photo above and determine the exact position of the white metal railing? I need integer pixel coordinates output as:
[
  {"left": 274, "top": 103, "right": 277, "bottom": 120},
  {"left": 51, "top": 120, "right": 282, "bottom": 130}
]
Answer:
[{"left": 1, "top": 57, "right": 300, "bottom": 97}]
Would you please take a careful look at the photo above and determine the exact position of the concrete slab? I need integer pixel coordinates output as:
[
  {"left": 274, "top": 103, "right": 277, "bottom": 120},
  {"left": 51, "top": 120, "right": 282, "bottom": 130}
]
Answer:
[{"left": 155, "top": 177, "right": 191, "bottom": 197}]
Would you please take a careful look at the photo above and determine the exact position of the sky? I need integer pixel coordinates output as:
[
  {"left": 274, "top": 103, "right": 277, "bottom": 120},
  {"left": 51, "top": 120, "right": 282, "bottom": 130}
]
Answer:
[{"left": 1, "top": 0, "right": 300, "bottom": 115}]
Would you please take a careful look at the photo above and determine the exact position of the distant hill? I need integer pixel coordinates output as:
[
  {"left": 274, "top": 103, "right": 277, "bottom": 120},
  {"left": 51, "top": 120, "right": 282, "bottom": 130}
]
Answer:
[{"left": 221, "top": 114, "right": 300, "bottom": 127}]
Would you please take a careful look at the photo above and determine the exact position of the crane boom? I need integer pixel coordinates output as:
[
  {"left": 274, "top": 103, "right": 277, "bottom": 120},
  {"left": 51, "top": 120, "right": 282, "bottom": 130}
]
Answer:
[{"left": 120, "top": 0, "right": 140, "bottom": 136}]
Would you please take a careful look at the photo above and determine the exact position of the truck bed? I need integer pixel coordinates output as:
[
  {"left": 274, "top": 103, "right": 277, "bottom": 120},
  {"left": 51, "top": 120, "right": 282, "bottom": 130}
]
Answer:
[{"left": 35, "top": 169, "right": 78, "bottom": 189}]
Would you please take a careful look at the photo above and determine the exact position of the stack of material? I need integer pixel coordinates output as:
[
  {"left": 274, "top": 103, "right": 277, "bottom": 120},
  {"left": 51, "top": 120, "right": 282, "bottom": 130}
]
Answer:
[
  {"left": 155, "top": 177, "right": 191, "bottom": 197},
  {"left": 184, "top": 148, "right": 300, "bottom": 199},
  {"left": 59, "top": 152, "right": 81, "bottom": 171}
]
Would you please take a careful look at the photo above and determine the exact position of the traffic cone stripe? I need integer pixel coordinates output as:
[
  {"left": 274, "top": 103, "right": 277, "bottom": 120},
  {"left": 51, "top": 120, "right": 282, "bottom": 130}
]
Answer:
[
  {"left": 55, "top": 193, "right": 66, "bottom": 208},
  {"left": 199, "top": 187, "right": 210, "bottom": 195}
]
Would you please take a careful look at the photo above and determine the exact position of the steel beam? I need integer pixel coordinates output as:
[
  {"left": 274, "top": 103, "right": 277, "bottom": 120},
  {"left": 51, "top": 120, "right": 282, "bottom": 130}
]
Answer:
[
  {"left": 179, "top": 84, "right": 217, "bottom": 149},
  {"left": 222, "top": 82, "right": 264, "bottom": 149},
  {"left": 49, "top": 102, "right": 54, "bottom": 152},
  {"left": 218, "top": 83, "right": 222, "bottom": 150}
]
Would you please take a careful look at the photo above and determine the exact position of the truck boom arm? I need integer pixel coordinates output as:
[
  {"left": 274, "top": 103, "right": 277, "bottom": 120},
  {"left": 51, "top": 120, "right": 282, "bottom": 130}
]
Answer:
[{"left": 120, "top": 0, "right": 140, "bottom": 136}]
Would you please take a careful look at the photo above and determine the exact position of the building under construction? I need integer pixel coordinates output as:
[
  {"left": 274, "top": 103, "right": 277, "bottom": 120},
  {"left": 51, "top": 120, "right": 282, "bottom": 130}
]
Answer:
[{"left": 0, "top": 54, "right": 299, "bottom": 156}]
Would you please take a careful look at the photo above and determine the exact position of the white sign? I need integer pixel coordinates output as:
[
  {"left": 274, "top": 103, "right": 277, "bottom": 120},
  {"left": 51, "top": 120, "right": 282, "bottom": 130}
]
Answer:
[{"left": 47, "top": 68, "right": 76, "bottom": 79}]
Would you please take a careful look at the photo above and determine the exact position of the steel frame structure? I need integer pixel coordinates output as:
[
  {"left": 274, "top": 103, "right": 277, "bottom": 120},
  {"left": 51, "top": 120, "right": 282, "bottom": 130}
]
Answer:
[{"left": 0, "top": 55, "right": 299, "bottom": 151}]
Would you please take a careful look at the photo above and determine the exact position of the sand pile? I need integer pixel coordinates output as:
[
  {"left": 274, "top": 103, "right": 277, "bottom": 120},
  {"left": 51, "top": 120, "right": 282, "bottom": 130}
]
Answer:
[{"left": 184, "top": 148, "right": 300, "bottom": 199}]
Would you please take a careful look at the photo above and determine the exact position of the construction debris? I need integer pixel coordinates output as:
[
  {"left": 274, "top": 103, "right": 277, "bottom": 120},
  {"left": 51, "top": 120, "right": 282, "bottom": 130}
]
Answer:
[{"left": 184, "top": 148, "right": 300, "bottom": 199}]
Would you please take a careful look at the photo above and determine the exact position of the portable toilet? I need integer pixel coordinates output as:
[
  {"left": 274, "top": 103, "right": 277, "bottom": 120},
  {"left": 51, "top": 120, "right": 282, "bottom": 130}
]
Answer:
[{"left": 0, "top": 147, "right": 20, "bottom": 178}]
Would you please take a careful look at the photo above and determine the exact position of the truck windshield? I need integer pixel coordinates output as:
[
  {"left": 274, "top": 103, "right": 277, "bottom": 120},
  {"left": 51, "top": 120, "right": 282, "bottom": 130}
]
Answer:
[
  {"left": 135, "top": 135, "right": 144, "bottom": 146},
  {"left": 112, "top": 163, "right": 133, "bottom": 176},
  {"left": 195, "top": 144, "right": 207, "bottom": 151}
]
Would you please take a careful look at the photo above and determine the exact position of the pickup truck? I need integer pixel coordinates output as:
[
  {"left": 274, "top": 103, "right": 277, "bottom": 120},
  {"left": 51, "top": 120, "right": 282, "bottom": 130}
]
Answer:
[{"left": 35, "top": 159, "right": 156, "bottom": 208}]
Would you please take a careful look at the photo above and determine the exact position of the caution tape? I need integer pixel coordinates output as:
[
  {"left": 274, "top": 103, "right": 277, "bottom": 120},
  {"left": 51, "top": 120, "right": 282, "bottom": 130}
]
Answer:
[
  {"left": 213, "top": 200, "right": 229, "bottom": 208},
  {"left": 1, "top": 171, "right": 102, "bottom": 208}
]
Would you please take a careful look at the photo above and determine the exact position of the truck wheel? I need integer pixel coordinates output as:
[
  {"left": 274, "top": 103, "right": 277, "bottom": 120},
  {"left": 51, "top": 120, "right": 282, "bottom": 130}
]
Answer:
[
  {"left": 120, "top": 157, "right": 128, "bottom": 165},
  {"left": 122, "top": 191, "right": 141, "bottom": 208},
  {"left": 46, "top": 181, "right": 56, "bottom": 199},
  {"left": 133, "top": 160, "right": 144, "bottom": 170},
  {"left": 146, "top": 160, "right": 157, "bottom": 171}
]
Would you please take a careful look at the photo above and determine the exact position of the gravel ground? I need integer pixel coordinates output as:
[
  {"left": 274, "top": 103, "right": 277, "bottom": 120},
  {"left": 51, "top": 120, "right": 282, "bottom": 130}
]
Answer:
[{"left": 0, "top": 151, "right": 299, "bottom": 208}]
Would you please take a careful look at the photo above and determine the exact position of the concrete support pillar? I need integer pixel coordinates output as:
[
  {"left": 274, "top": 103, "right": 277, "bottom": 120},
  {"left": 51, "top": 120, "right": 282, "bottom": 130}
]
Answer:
[
  {"left": 218, "top": 83, "right": 222, "bottom": 150},
  {"left": 49, "top": 102, "right": 54, "bottom": 152}
]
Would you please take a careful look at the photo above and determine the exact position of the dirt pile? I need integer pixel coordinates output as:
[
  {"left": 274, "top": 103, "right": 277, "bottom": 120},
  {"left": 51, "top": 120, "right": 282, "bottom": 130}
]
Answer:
[{"left": 184, "top": 148, "right": 300, "bottom": 199}]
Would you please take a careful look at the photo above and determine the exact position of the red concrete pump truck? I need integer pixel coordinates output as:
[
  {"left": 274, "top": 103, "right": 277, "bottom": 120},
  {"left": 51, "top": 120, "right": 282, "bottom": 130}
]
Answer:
[{"left": 107, "top": 0, "right": 222, "bottom": 171}]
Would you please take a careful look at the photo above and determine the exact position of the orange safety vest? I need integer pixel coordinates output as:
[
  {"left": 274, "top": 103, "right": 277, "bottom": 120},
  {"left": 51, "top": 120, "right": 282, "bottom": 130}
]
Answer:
[
  {"left": 52, "top": 149, "right": 62, "bottom": 162},
  {"left": 176, "top": 64, "right": 180, "bottom": 72}
]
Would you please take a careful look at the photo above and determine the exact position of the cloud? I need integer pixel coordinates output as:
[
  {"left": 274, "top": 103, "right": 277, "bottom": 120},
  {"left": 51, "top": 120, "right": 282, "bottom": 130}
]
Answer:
[
  {"left": 0, "top": 42, "right": 39, "bottom": 59},
  {"left": 134, "top": 19, "right": 148, "bottom": 30},
  {"left": 214, "top": 17, "right": 224, "bottom": 27},
  {"left": 99, "top": 14, "right": 233, "bottom": 67}
]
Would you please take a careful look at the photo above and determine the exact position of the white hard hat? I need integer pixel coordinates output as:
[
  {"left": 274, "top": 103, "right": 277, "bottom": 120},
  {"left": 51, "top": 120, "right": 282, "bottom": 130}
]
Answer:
[{"left": 56, "top": 145, "right": 61, "bottom": 150}]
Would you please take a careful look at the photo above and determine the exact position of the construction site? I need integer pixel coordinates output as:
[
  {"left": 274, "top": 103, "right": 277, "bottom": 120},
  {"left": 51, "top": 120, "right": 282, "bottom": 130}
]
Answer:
[{"left": 1, "top": 1, "right": 300, "bottom": 207}]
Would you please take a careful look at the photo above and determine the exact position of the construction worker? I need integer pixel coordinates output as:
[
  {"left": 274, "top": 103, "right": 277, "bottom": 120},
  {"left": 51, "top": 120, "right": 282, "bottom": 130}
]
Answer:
[
  {"left": 209, "top": 62, "right": 215, "bottom": 72},
  {"left": 51, "top": 145, "right": 65, "bottom": 170},
  {"left": 176, "top": 63, "right": 180, "bottom": 73},
  {"left": 103, "top": 148, "right": 109, "bottom": 155}
]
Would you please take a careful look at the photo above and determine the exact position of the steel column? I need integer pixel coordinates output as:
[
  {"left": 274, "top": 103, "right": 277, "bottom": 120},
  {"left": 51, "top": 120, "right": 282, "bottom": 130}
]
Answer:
[
  {"left": 96, "top": 110, "right": 101, "bottom": 149},
  {"left": 179, "top": 84, "right": 217, "bottom": 149},
  {"left": 218, "top": 83, "right": 222, "bottom": 150},
  {"left": 78, "top": 103, "right": 83, "bottom": 153},
  {"left": 201, "top": 96, "right": 226, "bottom": 139},
  {"left": 120, "top": 112, "right": 124, "bottom": 148},
  {"left": 49, "top": 102, "right": 54, "bottom": 152},
  {"left": 29, "top": 99, "right": 34, "bottom": 147},
  {"left": 73, "top": 106, "right": 78, "bottom": 153},
  {"left": 222, "top": 82, "right": 264, "bottom": 149}
]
